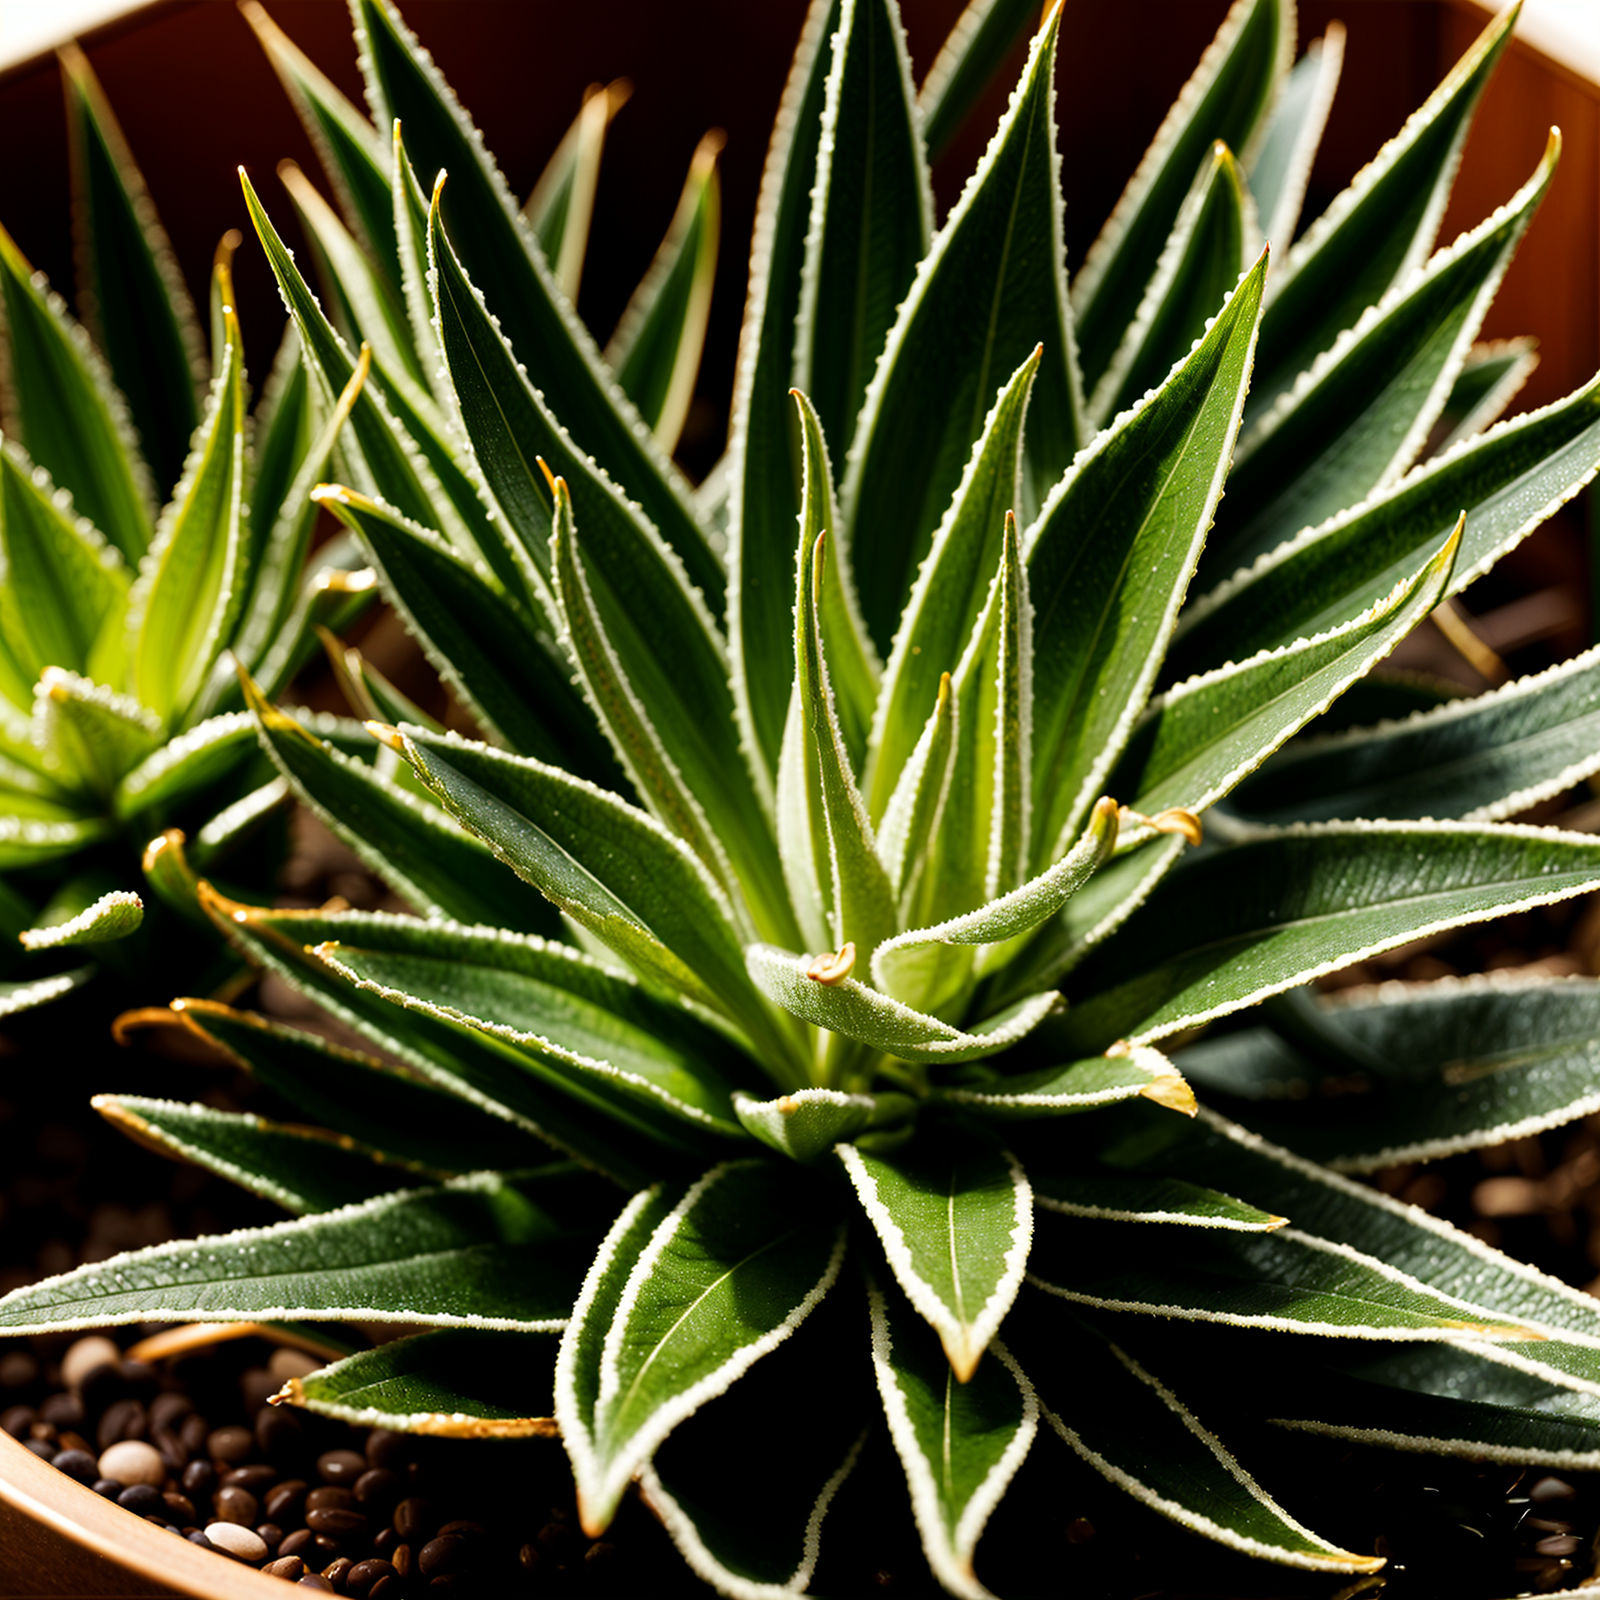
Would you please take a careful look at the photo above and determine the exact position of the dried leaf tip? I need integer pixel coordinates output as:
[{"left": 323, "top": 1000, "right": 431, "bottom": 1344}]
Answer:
[
  {"left": 365, "top": 721, "right": 407, "bottom": 754},
  {"left": 535, "top": 456, "right": 557, "bottom": 495},
  {"left": 1140, "top": 1073, "right": 1197, "bottom": 1117},
  {"left": 806, "top": 943, "right": 857, "bottom": 984},
  {"left": 1118, "top": 806, "right": 1203, "bottom": 846}
]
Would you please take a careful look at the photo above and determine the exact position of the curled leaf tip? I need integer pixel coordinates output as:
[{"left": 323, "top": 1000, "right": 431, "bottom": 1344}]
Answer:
[
  {"left": 1119, "top": 806, "right": 1203, "bottom": 846},
  {"left": 806, "top": 943, "right": 857, "bottom": 984},
  {"left": 432, "top": 168, "right": 449, "bottom": 204},
  {"left": 535, "top": 456, "right": 557, "bottom": 494},
  {"left": 364, "top": 721, "right": 406, "bottom": 753},
  {"left": 141, "top": 828, "right": 186, "bottom": 873},
  {"left": 309, "top": 483, "right": 350, "bottom": 505}
]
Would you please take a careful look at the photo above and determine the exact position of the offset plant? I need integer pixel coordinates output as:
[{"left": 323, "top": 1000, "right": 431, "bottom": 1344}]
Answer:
[
  {"left": 0, "top": 48, "right": 373, "bottom": 1017},
  {"left": 11, "top": 0, "right": 1600, "bottom": 1593}
]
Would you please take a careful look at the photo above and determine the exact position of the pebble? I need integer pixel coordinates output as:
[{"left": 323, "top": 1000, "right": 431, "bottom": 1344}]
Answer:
[
  {"left": 59, "top": 1336, "right": 119, "bottom": 1392},
  {"left": 213, "top": 1484, "right": 259, "bottom": 1525},
  {"left": 317, "top": 1448, "right": 366, "bottom": 1486},
  {"left": 268, "top": 1347, "right": 321, "bottom": 1382},
  {"left": 97, "top": 1439, "right": 164, "bottom": 1487},
  {"left": 51, "top": 1448, "right": 98, "bottom": 1485},
  {"left": 205, "top": 1521, "right": 269, "bottom": 1562},
  {"left": 208, "top": 1424, "right": 253, "bottom": 1463}
]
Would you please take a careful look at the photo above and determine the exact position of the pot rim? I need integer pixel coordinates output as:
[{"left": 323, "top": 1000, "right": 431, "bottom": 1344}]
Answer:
[{"left": 0, "top": 1425, "right": 284, "bottom": 1597}]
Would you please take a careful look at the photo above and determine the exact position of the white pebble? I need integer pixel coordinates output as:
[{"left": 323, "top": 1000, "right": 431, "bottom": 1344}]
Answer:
[
  {"left": 60, "top": 1335, "right": 120, "bottom": 1391},
  {"left": 205, "top": 1522, "right": 268, "bottom": 1561},
  {"left": 98, "top": 1439, "right": 165, "bottom": 1486},
  {"left": 267, "top": 1346, "right": 321, "bottom": 1382}
]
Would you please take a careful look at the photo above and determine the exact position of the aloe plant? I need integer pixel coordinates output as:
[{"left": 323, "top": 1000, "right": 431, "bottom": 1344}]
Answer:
[
  {"left": 10, "top": 0, "right": 1600, "bottom": 1593},
  {"left": 0, "top": 46, "right": 375, "bottom": 1018}
]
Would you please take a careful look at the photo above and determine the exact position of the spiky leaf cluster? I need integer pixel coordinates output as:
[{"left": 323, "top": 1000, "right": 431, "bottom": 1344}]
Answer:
[
  {"left": 0, "top": 48, "right": 375, "bottom": 1015},
  {"left": 11, "top": 2, "right": 1600, "bottom": 1594}
]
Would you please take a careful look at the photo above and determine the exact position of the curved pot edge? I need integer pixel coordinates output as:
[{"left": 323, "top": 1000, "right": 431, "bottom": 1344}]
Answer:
[{"left": 0, "top": 1426, "right": 283, "bottom": 1598}]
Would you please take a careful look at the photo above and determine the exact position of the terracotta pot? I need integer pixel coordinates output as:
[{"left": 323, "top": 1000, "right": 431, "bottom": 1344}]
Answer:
[{"left": 0, "top": 1426, "right": 281, "bottom": 1597}]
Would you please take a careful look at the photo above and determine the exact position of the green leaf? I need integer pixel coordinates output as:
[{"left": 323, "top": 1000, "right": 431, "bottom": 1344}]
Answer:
[
  {"left": 1027, "top": 1211, "right": 1541, "bottom": 1341},
  {"left": 747, "top": 942, "right": 1059, "bottom": 1065},
  {"left": 1058, "top": 821, "right": 1600, "bottom": 1054},
  {"left": 605, "top": 131, "right": 722, "bottom": 453},
  {"left": 390, "top": 727, "right": 807, "bottom": 1082},
  {"left": 241, "top": 0, "right": 401, "bottom": 293},
  {"left": 841, "top": 1128, "right": 1030, "bottom": 1379},
  {"left": 1253, "top": 2, "right": 1520, "bottom": 411},
  {"left": 1072, "top": 0, "right": 1286, "bottom": 395},
  {"left": 314, "top": 921, "right": 753, "bottom": 1142},
  {"left": 126, "top": 282, "right": 247, "bottom": 724},
  {"left": 726, "top": 0, "right": 840, "bottom": 778},
  {"left": 284, "top": 1329, "right": 559, "bottom": 1435},
  {"left": 777, "top": 515, "right": 897, "bottom": 964},
  {"left": 1168, "top": 370, "right": 1600, "bottom": 677},
  {"left": 1227, "top": 642, "right": 1600, "bottom": 826},
  {"left": 171, "top": 997, "right": 546, "bottom": 1176},
  {"left": 525, "top": 82, "right": 630, "bottom": 303},
  {"left": 561, "top": 1161, "right": 845, "bottom": 1535},
  {"left": 1089, "top": 1102, "right": 1600, "bottom": 1393},
  {"left": 243, "top": 682, "right": 561, "bottom": 934},
  {"left": 310, "top": 485, "right": 615, "bottom": 784},
  {"left": 1211, "top": 132, "right": 1558, "bottom": 577},
  {"left": 1028, "top": 1169, "right": 1282, "bottom": 1230},
  {"left": 868, "top": 1275, "right": 1035, "bottom": 1600},
  {"left": 866, "top": 347, "right": 1038, "bottom": 820},
  {"left": 732, "top": 1087, "right": 904, "bottom": 1163},
  {"left": 93, "top": 1094, "right": 411, "bottom": 1214},
  {"left": 1431, "top": 336, "right": 1539, "bottom": 456},
  {"left": 843, "top": 5, "right": 1081, "bottom": 651},
  {"left": 351, "top": 0, "right": 720, "bottom": 605},
  {"left": 60, "top": 42, "right": 202, "bottom": 498},
  {"left": 0, "top": 224, "right": 153, "bottom": 564},
  {"left": 0, "top": 441, "right": 129, "bottom": 683},
  {"left": 0, "top": 1169, "right": 601, "bottom": 1335},
  {"left": 1088, "top": 140, "right": 1251, "bottom": 431},
  {"left": 1245, "top": 23, "right": 1344, "bottom": 252},
  {"left": 1011, "top": 1299, "right": 1380, "bottom": 1572},
  {"left": 1028, "top": 253, "right": 1266, "bottom": 865},
  {"left": 0, "top": 967, "right": 94, "bottom": 1017},
  {"left": 1179, "top": 975, "right": 1600, "bottom": 1171},
  {"left": 18, "top": 888, "right": 140, "bottom": 950},
  {"left": 936, "top": 1044, "right": 1194, "bottom": 1122},
  {"left": 874, "top": 794, "right": 1119, "bottom": 1016},
  {"left": 1111, "top": 518, "right": 1459, "bottom": 819},
  {"left": 640, "top": 1282, "right": 869, "bottom": 1595},
  {"left": 879, "top": 668, "right": 958, "bottom": 916},
  {"left": 794, "top": 0, "right": 932, "bottom": 462},
  {"left": 112, "top": 711, "right": 256, "bottom": 823},
  {"left": 34, "top": 667, "right": 161, "bottom": 798},
  {"left": 197, "top": 892, "right": 663, "bottom": 1186},
  {"left": 917, "top": 0, "right": 1040, "bottom": 164}
]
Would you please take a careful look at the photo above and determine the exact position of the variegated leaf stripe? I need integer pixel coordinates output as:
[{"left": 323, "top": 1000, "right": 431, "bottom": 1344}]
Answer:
[
  {"left": 1246, "top": 22, "right": 1344, "bottom": 254},
  {"left": 1030, "top": 1170, "right": 1282, "bottom": 1230},
  {"left": 1255, "top": 1, "right": 1519, "bottom": 400},
  {"left": 935, "top": 1046, "right": 1194, "bottom": 1121},
  {"left": 726, "top": 0, "right": 840, "bottom": 784},
  {"left": 746, "top": 943, "right": 1059, "bottom": 1064},
  {"left": 842, "top": 1, "right": 1081, "bottom": 650},
  {"left": 839, "top": 1135, "right": 1030, "bottom": 1380},
  {"left": 1058, "top": 819, "right": 1600, "bottom": 1055},
  {"left": 1072, "top": 0, "right": 1286, "bottom": 388},
  {"left": 1028, "top": 1214, "right": 1545, "bottom": 1342},
  {"left": 285, "top": 1329, "right": 560, "bottom": 1438},
  {"left": 1137, "top": 1106, "right": 1600, "bottom": 1395},
  {"left": 91, "top": 1094, "right": 410, "bottom": 1215},
  {"left": 866, "top": 348, "right": 1037, "bottom": 823},
  {"left": 1178, "top": 973, "right": 1600, "bottom": 1172},
  {"left": 1227, "top": 641, "right": 1600, "bottom": 826},
  {"left": 0, "top": 1171, "right": 597, "bottom": 1335},
  {"left": 570, "top": 1162, "right": 846, "bottom": 1535},
  {"left": 1027, "top": 252, "right": 1268, "bottom": 867},
  {"left": 867, "top": 1276, "right": 1036, "bottom": 1600},
  {"left": 1216, "top": 131, "right": 1558, "bottom": 576},
  {"left": 1111, "top": 518, "right": 1458, "bottom": 819},
  {"left": 872, "top": 794, "right": 1119, "bottom": 1003},
  {"left": 1022, "top": 1301, "right": 1380, "bottom": 1571}
]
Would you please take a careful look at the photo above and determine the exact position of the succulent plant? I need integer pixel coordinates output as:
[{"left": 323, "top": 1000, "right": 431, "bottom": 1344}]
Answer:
[
  {"left": 12, "top": 0, "right": 1600, "bottom": 1593},
  {"left": 0, "top": 46, "right": 373, "bottom": 1018}
]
